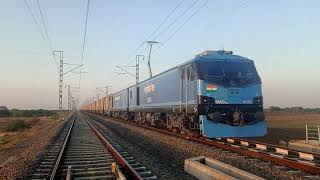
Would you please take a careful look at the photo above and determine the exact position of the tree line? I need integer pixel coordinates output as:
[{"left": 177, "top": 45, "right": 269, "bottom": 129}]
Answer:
[
  {"left": 267, "top": 106, "right": 320, "bottom": 113},
  {"left": 0, "top": 106, "right": 58, "bottom": 117}
]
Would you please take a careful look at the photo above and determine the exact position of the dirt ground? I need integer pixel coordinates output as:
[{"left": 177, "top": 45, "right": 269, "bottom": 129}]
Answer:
[
  {"left": 248, "top": 112, "right": 320, "bottom": 145},
  {"left": 0, "top": 117, "right": 55, "bottom": 164},
  {"left": 0, "top": 113, "right": 71, "bottom": 179}
]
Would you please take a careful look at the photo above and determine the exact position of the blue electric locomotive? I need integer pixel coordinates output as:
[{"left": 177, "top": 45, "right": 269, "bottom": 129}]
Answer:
[{"left": 111, "top": 50, "right": 267, "bottom": 138}]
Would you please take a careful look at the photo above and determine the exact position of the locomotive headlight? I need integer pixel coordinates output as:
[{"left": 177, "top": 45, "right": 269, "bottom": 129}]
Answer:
[
  {"left": 253, "top": 96, "right": 263, "bottom": 105},
  {"left": 255, "top": 111, "right": 265, "bottom": 121},
  {"left": 197, "top": 95, "right": 215, "bottom": 104}
]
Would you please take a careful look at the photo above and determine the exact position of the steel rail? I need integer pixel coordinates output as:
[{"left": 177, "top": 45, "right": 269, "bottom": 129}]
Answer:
[
  {"left": 49, "top": 113, "right": 76, "bottom": 180},
  {"left": 86, "top": 112, "right": 320, "bottom": 175},
  {"left": 81, "top": 113, "right": 143, "bottom": 180},
  {"left": 229, "top": 138, "right": 320, "bottom": 162}
]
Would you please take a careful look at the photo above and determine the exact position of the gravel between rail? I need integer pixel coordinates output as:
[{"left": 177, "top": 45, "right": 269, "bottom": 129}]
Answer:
[{"left": 86, "top": 113, "right": 310, "bottom": 180}]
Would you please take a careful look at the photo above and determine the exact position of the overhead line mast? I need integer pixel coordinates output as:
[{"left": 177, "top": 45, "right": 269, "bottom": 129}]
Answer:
[
  {"left": 116, "top": 55, "right": 144, "bottom": 85},
  {"left": 136, "top": 55, "right": 144, "bottom": 84},
  {"left": 97, "top": 86, "right": 111, "bottom": 98},
  {"left": 54, "top": 50, "right": 84, "bottom": 111},
  {"left": 65, "top": 85, "right": 71, "bottom": 110},
  {"left": 146, "top": 41, "right": 158, "bottom": 78},
  {"left": 54, "top": 50, "right": 64, "bottom": 111}
]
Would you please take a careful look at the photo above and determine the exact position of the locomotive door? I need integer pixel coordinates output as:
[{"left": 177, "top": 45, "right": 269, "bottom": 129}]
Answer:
[{"left": 180, "top": 65, "right": 189, "bottom": 113}]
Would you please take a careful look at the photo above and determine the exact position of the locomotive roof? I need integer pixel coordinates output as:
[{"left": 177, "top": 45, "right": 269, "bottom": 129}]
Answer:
[
  {"left": 181, "top": 50, "right": 252, "bottom": 66},
  {"left": 113, "top": 50, "right": 253, "bottom": 94}
]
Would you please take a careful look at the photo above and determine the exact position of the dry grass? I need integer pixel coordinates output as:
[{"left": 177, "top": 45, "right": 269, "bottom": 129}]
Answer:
[
  {"left": 266, "top": 112, "right": 320, "bottom": 129},
  {"left": 0, "top": 112, "right": 72, "bottom": 179},
  {"left": 248, "top": 112, "right": 320, "bottom": 144},
  {"left": 0, "top": 117, "right": 55, "bottom": 149},
  {"left": 0, "top": 135, "right": 12, "bottom": 146}
]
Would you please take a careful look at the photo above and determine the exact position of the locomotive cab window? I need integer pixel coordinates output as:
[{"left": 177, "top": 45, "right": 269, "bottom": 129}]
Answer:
[{"left": 194, "top": 60, "right": 261, "bottom": 86}]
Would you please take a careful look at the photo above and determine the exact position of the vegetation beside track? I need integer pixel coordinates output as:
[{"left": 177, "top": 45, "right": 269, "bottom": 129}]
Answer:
[
  {"left": 248, "top": 112, "right": 320, "bottom": 145},
  {"left": 0, "top": 112, "right": 73, "bottom": 179},
  {"left": 3, "top": 109, "right": 58, "bottom": 118},
  {"left": 4, "top": 119, "right": 37, "bottom": 132}
]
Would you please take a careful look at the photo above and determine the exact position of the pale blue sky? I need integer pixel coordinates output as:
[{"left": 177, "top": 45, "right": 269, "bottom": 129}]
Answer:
[{"left": 0, "top": 0, "right": 319, "bottom": 109}]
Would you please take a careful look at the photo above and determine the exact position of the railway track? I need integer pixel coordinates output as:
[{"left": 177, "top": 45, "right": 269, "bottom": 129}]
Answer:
[
  {"left": 22, "top": 114, "right": 75, "bottom": 179},
  {"left": 25, "top": 112, "right": 157, "bottom": 180},
  {"left": 86, "top": 112, "right": 320, "bottom": 178},
  {"left": 83, "top": 115, "right": 157, "bottom": 180},
  {"left": 219, "top": 138, "right": 320, "bottom": 172}
]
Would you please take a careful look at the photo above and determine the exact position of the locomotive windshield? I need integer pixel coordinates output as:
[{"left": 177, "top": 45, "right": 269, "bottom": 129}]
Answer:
[{"left": 195, "top": 60, "right": 261, "bottom": 86}]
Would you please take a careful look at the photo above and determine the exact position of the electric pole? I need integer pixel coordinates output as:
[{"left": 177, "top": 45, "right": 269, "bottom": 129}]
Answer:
[
  {"left": 65, "top": 85, "right": 71, "bottom": 110},
  {"left": 53, "top": 50, "right": 64, "bottom": 111},
  {"left": 53, "top": 50, "right": 83, "bottom": 111},
  {"left": 146, "top": 41, "right": 158, "bottom": 78},
  {"left": 136, "top": 55, "right": 144, "bottom": 84},
  {"left": 115, "top": 54, "right": 144, "bottom": 85},
  {"left": 70, "top": 87, "right": 79, "bottom": 110},
  {"left": 71, "top": 97, "right": 76, "bottom": 110},
  {"left": 97, "top": 85, "right": 111, "bottom": 98}
]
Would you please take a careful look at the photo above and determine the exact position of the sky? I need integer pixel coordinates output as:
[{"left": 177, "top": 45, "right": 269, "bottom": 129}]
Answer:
[{"left": 0, "top": 0, "right": 319, "bottom": 109}]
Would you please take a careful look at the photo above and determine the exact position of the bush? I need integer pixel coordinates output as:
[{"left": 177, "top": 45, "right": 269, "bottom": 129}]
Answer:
[
  {"left": 0, "top": 106, "right": 10, "bottom": 117},
  {"left": 269, "top": 106, "right": 282, "bottom": 112},
  {"left": 5, "top": 120, "right": 30, "bottom": 132},
  {"left": 9, "top": 109, "right": 58, "bottom": 117},
  {"left": 52, "top": 113, "right": 60, "bottom": 120}
]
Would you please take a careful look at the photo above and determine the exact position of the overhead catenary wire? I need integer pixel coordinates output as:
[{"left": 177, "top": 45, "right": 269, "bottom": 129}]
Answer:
[
  {"left": 78, "top": 0, "right": 91, "bottom": 93},
  {"left": 36, "top": 0, "right": 58, "bottom": 69},
  {"left": 24, "top": 0, "right": 58, "bottom": 72},
  {"left": 161, "top": 0, "right": 208, "bottom": 47},
  {"left": 150, "top": 0, "right": 186, "bottom": 41},
  {"left": 134, "top": 0, "right": 207, "bottom": 77},
  {"left": 24, "top": 0, "right": 47, "bottom": 48},
  {"left": 118, "top": 0, "right": 204, "bottom": 82},
  {"left": 124, "top": 0, "right": 201, "bottom": 70},
  {"left": 127, "top": 0, "right": 186, "bottom": 62},
  {"left": 155, "top": 0, "right": 248, "bottom": 52},
  {"left": 36, "top": 0, "right": 53, "bottom": 52},
  {"left": 152, "top": 0, "right": 201, "bottom": 42}
]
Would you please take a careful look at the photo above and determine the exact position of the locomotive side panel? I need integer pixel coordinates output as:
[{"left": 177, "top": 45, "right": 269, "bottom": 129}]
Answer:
[{"left": 137, "top": 68, "right": 181, "bottom": 113}]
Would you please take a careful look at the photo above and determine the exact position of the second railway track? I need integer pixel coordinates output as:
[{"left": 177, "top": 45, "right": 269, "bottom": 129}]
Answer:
[{"left": 25, "top": 112, "right": 156, "bottom": 180}]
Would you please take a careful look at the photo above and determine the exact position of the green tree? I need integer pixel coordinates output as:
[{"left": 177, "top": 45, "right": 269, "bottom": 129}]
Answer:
[{"left": 0, "top": 106, "right": 10, "bottom": 117}]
